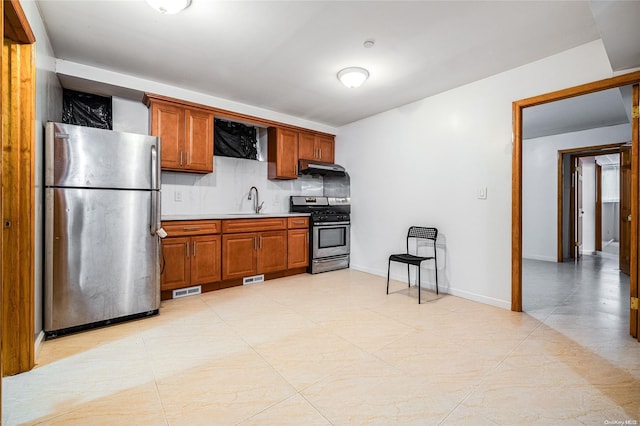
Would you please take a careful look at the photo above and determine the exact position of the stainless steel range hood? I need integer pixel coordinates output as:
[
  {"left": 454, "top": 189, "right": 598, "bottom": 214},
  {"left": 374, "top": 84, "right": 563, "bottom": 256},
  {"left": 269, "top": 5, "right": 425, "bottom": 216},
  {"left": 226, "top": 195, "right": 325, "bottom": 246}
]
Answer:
[{"left": 298, "top": 159, "right": 346, "bottom": 177}]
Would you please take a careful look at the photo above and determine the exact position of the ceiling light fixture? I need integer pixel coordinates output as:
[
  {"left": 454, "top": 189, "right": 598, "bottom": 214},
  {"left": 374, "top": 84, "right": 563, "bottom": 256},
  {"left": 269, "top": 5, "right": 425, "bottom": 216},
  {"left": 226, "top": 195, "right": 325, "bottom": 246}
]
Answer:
[
  {"left": 145, "top": 0, "right": 191, "bottom": 14},
  {"left": 337, "top": 67, "right": 369, "bottom": 89}
]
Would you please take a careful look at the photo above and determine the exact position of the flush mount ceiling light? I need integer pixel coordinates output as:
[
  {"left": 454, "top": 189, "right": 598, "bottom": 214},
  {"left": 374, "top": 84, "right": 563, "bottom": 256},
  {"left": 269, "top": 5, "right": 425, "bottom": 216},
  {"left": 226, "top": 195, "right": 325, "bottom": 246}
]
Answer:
[
  {"left": 145, "top": 0, "right": 191, "bottom": 14},
  {"left": 337, "top": 67, "right": 369, "bottom": 89}
]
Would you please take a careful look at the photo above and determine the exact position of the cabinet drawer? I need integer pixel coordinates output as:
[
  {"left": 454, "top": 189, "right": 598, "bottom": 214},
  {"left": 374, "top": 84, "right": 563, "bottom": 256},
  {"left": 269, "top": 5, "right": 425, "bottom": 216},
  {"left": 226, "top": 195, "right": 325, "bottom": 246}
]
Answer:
[
  {"left": 162, "top": 220, "right": 221, "bottom": 236},
  {"left": 287, "top": 217, "right": 309, "bottom": 229},
  {"left": 222, "top": 217, "right": 287, "bottom": 233}
]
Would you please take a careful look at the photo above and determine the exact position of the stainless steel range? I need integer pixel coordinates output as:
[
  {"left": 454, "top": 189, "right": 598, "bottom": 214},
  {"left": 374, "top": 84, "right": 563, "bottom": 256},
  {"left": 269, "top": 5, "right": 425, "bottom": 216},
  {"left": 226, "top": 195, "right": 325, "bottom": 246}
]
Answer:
[{"left": 290, "top": 196, "right": 350, "bottom": 274}]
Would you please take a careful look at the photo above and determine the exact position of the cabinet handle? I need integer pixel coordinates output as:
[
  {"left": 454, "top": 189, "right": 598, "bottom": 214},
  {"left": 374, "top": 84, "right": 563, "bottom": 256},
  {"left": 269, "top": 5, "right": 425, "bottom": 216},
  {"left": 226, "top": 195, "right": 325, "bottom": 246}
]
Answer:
[
  {"left": 319, "top": 148, "right": 322, "bottom": 159},
  {"left": 187, "top": 151, "right": 190, "bottom": 165},
  {"left": 183, "top": 227, "right": 200, "bottom": 231},
  {"left": 260, "top": 235, "right": 263, "bottom": 249},
  {"left": 193, "top": 241, "right": 196, "bottom": 257},
  {"left": 180, "top": 151, "right": 184, "bottom": 166},
  {"left": 306, "top": 232, "right": 308, "bottom": 244},
  {"left": 186, "top": 241, "right": 190, "bottom": 258},
  {"left": 254, "top": 236, "right": 257, "bottom": 250}
]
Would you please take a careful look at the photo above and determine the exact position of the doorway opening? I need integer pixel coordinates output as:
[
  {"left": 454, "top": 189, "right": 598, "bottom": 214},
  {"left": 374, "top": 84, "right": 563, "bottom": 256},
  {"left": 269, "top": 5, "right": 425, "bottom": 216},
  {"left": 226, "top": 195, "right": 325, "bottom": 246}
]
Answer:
[
  {"left": 556, "top": 144, "right": 627, "bottom": 268},
  {"left": 512, "top": 72, "right": 640, "bottom": 342}
]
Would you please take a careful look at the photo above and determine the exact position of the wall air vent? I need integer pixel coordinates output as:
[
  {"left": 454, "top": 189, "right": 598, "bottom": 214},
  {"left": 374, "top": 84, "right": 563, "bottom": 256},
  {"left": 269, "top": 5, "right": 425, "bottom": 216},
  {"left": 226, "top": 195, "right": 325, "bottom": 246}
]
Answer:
[
  {"left": 172, "top": 285, "right": 202, "bottom": 299},
  {"left": 243, "top": 274, "right": 264, "bottom": 285}
]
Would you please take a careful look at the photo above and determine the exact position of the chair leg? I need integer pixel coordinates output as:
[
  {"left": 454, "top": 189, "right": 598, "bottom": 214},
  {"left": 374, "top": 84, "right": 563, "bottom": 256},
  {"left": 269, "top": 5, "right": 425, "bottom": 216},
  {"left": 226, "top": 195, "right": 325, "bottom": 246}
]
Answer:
[
  {"left": 386, "top": 259, "right": 391, "bottom": 294},
  {"left": 434, "top": 259, "right": 439, "bottom": 295},
  {"left": 418, "top": 265, "right": 421, "bottom": 304},
  {"left": 407, "top": 264, "right": 410, "bottom": 288}
]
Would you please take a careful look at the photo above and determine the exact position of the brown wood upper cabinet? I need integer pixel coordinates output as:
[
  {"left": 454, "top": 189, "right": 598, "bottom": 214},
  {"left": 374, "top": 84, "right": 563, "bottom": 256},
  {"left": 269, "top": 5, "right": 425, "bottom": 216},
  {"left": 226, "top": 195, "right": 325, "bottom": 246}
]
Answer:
[
  {"left": 299, "top": 132, "right": 335, "bottom": 163},
  {"left": 147, "top": 98, "right": 214, "bottom": 173},
  {"left": 268, "top": 127, "right": 299, "bottom": 179}
]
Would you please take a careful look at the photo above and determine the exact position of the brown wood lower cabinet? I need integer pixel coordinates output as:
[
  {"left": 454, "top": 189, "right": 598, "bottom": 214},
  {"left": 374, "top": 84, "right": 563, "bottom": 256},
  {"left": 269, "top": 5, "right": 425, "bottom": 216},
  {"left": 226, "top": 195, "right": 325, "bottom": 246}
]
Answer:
[
  {"left": 162, "top": 217, "right": 308, "bottom": 297},
  {"left": 287, "top": 229, "right": 309, "bottom": 268},
  {"left": 161, "top": 221, "right": 221, "bottom": 292},
  {"left": 222, "top": 230, "right": 287, "bottom": 280},
  {"left": 222, "top": 233, "right": 258, "bottom": 280},
  {"left": 191, "top": 235, "right": 222, "bottom": 284},
  {"left": 161, "top": 236, "right": 191, "bottom": 289},
  {"left": 287, "top": 216, "right": 309, "bottom": 269}
]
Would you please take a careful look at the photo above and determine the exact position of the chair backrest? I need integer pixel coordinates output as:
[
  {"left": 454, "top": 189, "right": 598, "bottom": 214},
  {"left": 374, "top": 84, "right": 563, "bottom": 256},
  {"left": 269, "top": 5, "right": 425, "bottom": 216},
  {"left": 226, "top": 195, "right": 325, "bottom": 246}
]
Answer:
[{"left": 406, "top": 226, "right": 438, "bottom": 254}]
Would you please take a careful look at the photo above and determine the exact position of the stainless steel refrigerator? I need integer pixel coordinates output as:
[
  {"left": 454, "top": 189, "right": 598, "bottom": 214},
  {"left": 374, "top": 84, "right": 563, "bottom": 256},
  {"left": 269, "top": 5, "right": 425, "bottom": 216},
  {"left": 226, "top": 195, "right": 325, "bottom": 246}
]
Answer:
[{"left": 44, "top": 122, "right": 162, "bottom": 337}]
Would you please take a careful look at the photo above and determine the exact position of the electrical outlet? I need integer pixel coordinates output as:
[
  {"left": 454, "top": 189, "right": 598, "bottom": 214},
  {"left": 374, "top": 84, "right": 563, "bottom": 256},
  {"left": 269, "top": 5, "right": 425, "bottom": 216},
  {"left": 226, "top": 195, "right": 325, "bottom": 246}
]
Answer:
[{"left": 175, "top": 191, "right": 183, "bottom": 202}]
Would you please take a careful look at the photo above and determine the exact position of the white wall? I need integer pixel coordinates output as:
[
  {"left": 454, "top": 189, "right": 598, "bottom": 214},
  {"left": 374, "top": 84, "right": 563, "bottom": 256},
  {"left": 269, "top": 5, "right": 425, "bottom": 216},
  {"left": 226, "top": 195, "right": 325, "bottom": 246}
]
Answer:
[
  {"left": 22, "top": 0, "right": 63, "bottom": 343},
  {"left": 336, "top": 40, "right": 616, "bottom": 309},
  {"left": 602, "top": 202, "right": 619, "bottom": 242},
  {"left": 522, "top": 124, "right": 630, "bottom": 261}
]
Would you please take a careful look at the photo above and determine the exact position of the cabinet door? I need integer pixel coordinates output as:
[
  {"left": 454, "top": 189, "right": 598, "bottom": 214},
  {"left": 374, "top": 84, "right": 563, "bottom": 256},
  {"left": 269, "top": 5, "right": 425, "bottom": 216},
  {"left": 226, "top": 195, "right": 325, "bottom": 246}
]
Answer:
[
  {"left": 316, "top": 135, "right": 335, "bottom": 163},
  {"left": 151, "top": 102, "right": 185, "bottom": 171},
  {"left": 268, "top": 127, "right": 299, "bottom": 179},
  {"left": 298, "top": 132, "right": 316, "bottom": 160},
  {"left": 258, "top": 230, "right": 288, "bottom": 274},
  {"left": 191, "top": 235, "right": 221, "bottom": 285},
  {"left": 287, "top": 229, "right": 309, "bottom": 269},
  {"left": 185, "top": 108, "right": 214, "bottom": 173},
  {"left": 222, "top": 233, "right": 257, "bottom": 280},
  {"left": 161, "top": 237, "right": 191, "bottom": 291}
]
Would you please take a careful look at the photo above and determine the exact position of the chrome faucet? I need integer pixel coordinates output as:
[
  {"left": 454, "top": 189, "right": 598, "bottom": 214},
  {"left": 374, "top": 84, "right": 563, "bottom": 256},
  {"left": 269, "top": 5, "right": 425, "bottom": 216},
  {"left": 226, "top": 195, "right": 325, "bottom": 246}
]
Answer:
[{"left": 248, "top": 186, "right": 264, "bottom": 214}]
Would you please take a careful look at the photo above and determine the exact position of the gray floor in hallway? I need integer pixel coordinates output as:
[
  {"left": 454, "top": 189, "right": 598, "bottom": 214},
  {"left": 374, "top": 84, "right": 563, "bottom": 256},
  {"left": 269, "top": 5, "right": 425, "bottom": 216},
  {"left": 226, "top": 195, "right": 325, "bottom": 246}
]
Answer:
[{"left": 523, "top": 253, "right": 629, "bottom": 333}]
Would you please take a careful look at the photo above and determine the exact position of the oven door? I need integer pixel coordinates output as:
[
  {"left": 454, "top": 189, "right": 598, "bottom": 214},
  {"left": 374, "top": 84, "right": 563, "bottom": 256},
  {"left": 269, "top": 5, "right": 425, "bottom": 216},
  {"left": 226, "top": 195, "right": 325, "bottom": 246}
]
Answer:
[{"left": 312, "top": 222, "right": 350, "bottom": 258}]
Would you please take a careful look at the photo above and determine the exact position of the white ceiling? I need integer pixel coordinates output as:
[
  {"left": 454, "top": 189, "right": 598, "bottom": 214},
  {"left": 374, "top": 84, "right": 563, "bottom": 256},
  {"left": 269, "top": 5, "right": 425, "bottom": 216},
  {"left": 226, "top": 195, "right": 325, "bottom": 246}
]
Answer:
[
  {"left": 522, "top": 87, "right": 631, "bottom": 139},
  {"left": 36, "top": 0, "right": 640, "bottom": 129}
]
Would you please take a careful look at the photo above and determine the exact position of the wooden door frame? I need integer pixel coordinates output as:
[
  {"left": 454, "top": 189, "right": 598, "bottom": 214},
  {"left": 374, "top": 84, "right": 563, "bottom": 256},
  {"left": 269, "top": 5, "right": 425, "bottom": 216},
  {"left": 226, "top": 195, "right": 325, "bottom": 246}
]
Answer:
[
  {"left": 557, "top": 144, "right": 623, "bottom": 262},
  {"left": 595, "top": 162, "right": 602, "bottom": 252},
  {"left": 1, "top": 0, "right": 37, "bottom": 414},
  {"left": 512, "top": 72, "right": 640, "bottom": 332}
]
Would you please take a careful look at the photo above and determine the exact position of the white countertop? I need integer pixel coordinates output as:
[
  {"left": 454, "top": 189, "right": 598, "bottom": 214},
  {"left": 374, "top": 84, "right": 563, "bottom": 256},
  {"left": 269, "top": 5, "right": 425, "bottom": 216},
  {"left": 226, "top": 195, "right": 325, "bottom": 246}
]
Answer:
[{"left": 162, "top": 212, "right": 310, "bottom": 221}]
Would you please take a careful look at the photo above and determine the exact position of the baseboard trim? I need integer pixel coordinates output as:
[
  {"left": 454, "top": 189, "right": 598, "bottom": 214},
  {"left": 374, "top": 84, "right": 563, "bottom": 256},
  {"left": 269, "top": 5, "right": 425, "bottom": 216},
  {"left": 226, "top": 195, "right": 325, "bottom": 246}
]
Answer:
[{"left": 350, "top": 263, "right": 510, "bottom": 310}]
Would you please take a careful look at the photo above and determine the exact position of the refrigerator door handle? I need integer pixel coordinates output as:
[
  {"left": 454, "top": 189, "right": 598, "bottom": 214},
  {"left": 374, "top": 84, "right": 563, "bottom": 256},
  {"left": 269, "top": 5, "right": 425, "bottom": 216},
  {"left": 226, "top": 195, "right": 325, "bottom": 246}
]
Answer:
[
  {"left": 151, "top": 144, "right": 159, "bottom": 191},
  {"left": 150, "top": 145, "right": 161, "bottom": 236}
]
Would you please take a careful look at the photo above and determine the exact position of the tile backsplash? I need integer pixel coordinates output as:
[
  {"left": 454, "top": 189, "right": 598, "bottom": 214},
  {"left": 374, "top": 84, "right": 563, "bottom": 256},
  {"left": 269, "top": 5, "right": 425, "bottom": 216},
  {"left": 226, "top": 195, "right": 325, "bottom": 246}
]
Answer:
[{"left": 161, "top": 156, "right": 323, "bottom": 217}]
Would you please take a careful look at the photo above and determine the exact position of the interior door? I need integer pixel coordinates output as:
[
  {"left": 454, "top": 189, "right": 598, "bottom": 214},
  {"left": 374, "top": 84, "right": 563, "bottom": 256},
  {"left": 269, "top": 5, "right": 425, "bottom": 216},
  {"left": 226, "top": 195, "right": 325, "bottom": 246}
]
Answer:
[
  {"left": 574, "top": 157, "right": 584, "bottom": 261},
  {"left": 630, "top": 84, "right": 639, "bottom": 340},
  {"left": 620, "top": 145, "right": 631, "bottom": 275},
  {"left": 595, "top": 163, "right": 602, "bottom": 252}
]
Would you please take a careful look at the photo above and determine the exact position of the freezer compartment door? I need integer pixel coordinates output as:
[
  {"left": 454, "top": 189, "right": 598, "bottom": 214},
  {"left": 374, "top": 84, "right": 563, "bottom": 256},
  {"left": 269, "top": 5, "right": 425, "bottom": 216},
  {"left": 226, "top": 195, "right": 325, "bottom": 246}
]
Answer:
[
  {"left": 45, "top": 188, "right": 160, "bottom": 332},
  {"left": 45, "top": 122, "right": 160, "bottom": 190}
]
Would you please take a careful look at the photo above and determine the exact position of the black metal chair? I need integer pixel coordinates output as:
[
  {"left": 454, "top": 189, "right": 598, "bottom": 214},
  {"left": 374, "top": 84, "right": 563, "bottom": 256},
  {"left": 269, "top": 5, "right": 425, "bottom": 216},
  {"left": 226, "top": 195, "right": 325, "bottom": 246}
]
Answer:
[{"left": 386, "top": 226, "right": 438, "bottom": 304}]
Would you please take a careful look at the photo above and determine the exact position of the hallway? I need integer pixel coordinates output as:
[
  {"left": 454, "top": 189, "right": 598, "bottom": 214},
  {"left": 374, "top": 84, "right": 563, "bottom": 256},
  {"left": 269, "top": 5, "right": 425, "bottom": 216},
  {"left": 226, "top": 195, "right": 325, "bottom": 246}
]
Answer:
[{"left": 523, "top": 254, "right": 634, "bottom": 367}]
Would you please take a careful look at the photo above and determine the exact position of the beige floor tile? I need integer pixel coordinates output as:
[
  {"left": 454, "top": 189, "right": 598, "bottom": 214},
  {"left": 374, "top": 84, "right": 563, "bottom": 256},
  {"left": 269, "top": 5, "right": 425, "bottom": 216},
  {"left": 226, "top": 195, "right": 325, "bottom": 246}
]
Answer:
[
  {"left": 4, "top": 264, "right": 639, "bottom": 426},
  {"left": 238, "top": 393, "right": 331, "bottom": 425},
  {"left": 252, "top": 327, "right": 371, "bottom": 391},
  {"left": 316, "top": 308, "right": 415, "bottom": 352},
  {"left": 28, "top": 381, "right": 166, "bottom": 426},
  {"left": 302, "top": 357, "right": 459, "bottom": 425},
  {"left": 156, "top": 350, "right": 296, "bottom": 425},
  {"left": 224, "top": 309, "right": 318, "bottom": 346}
]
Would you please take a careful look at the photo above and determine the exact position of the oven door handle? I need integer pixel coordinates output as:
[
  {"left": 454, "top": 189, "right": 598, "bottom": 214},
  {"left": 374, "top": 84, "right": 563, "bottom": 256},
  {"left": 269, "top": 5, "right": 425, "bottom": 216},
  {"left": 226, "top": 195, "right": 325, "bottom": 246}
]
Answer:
[{"left": 313, "top": 221, "right": 350, "bottom": 226}]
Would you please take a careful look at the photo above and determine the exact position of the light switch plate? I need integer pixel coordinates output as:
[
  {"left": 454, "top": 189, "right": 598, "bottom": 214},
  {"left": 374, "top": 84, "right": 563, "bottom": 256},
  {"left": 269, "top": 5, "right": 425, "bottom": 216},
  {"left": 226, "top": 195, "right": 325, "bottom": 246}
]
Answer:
[
  {"left": 478, "top": 187, "right": 487, "bottom": 200},
  {"left": 174, "top": 191, "right": 183, "bottom": 202}
]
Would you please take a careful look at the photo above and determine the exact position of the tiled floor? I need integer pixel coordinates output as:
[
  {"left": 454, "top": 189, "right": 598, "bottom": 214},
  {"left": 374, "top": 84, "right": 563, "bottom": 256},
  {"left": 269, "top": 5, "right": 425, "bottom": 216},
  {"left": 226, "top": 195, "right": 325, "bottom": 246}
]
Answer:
[{"left": 3, "top": 265, "right": 639, "bottom": 425}]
